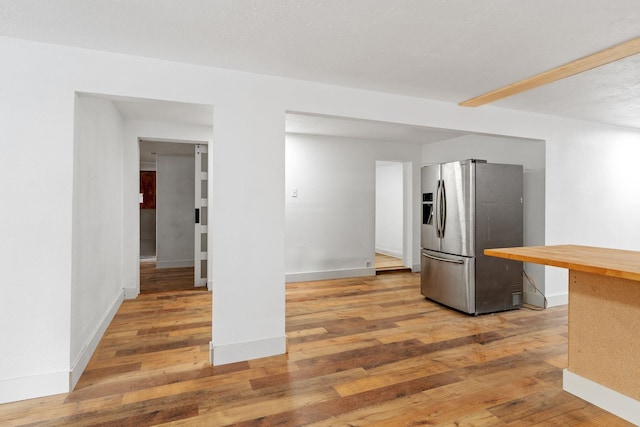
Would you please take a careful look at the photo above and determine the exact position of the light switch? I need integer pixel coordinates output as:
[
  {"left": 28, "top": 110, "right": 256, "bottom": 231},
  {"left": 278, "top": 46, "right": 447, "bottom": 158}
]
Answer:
[
  {"left": 291, "top": 189, "right": 298, "bottom": 198},
  {"left": 139, "top": 193, "right": 144, "bottom": 203}
]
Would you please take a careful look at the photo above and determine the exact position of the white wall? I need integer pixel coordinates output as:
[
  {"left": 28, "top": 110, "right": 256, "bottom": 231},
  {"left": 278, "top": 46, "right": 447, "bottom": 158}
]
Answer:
[
  {"left": 285, "top": 134, "right": 421, "bottom": 282},
  {"left": 70, "top": 94, "right": 126, "bottom": 388},
  {"left": 544, "top": 125, "right": 640, "bottom": 296},
  {"left": 3, "top": 35, "right": 640, "bottom": 403},
  {"left": 375, "top": 162, "right": 404, "bottom": 258},
  {"left": 156, "top": 155, "right": 195, "bottom": 268},
  {"left": 422, "top": 134, "right": 546, "bottom": 304}
]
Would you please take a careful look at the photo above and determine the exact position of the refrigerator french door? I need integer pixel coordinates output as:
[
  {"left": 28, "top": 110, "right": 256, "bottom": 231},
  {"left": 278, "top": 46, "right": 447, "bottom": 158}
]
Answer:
[{"left": 420, "top": 159, "right": 523, "bottom": 315}]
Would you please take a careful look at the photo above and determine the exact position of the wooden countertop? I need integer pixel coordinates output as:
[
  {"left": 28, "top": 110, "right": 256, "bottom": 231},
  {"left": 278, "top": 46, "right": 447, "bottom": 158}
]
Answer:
[{"left": 485, "top": 244, "right": 640, "bottom": 282}]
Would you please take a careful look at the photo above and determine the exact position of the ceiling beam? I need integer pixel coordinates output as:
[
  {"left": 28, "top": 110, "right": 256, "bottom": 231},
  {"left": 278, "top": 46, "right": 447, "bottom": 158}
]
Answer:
[{"left": 459, "top": 36, "right": 640, "bottom": 107}]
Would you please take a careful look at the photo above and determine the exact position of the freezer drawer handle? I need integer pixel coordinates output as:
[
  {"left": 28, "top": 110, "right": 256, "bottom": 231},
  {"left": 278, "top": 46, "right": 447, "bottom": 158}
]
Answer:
[{"left": 422, "top": 252, "right": 464, "bottom": 265}]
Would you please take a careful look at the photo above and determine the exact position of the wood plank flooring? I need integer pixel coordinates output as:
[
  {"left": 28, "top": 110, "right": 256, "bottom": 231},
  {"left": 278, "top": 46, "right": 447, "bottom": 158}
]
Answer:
[
  {"left": 140, "top": 260, "right": 206, "bottom": 294},
  {"left": 375, "top": 253, "right": 411, "bottom": 273},
  {"left": 0, "top": 272, "right": 632, "bottom": 426}
]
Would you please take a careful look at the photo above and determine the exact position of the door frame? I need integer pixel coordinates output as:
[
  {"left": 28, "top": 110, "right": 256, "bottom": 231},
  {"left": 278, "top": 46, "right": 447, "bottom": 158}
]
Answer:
[{"left": 137, "top": 138, "right": 210, "bottom": 292}]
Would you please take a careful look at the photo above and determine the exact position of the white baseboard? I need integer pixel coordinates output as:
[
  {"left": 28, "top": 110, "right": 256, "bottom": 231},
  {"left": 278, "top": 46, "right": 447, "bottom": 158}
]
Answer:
[
  {"left": 69, "top": 290, "right": 124, "bottom": 390},
  {"left": 207, "top": 280, "right": 213, "bottom": 292},
  {"left": 210, "top": 335, "right": 286, "bottom": 366},
  {"left": 546, "top": 292, "right": 568, "bottom": 307},
  {"left": 124, "top": 287, "right": 139, "bottom": 299},
  {"left": 156, "top": 259, "right": 194, "bottom": 269},
  {"left": 563, "top": 369, "right": 640, "bottom": 425},
  {"left": 285, "top": 267, "right": 376, "bottom": 283},
  {"left": 0, "top": 370, "right": 69, "bottom": 404},
  {"left": 375, "top": 248, "right": 403, "bottom": 259},
  {"left": 412, "top": 263, "right": 421, "bottom": 272}
]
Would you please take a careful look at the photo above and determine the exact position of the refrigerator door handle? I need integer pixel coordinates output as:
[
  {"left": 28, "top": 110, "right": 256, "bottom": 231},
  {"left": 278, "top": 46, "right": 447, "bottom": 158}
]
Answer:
[
  {"left": 422, "top": 252, "right": 465, "bottom": 264},
  {"left": 439, "top": 180, "right": 447, "bottom": 237},
  {"left": 435, "top": 180, "right": 441, "bottom": 237}
]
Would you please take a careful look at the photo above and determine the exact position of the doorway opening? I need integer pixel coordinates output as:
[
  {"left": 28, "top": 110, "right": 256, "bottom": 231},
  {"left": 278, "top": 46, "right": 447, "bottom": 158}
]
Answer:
[
  {"left": 139, "top": 140, "right": 208, "bottom": 293},
  {"left": 375, "top": 161, "right": 411, "bottom": 273}
]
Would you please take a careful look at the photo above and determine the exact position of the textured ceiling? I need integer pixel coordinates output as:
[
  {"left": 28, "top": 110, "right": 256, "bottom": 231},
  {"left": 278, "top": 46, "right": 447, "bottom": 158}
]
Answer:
[{"left": 1, "top": 0, "right": 640, "bottom": 128}]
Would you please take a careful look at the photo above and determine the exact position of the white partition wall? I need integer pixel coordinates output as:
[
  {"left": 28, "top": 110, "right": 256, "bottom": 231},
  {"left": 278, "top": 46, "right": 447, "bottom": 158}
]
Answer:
[
  {"left": 285, "top": 134, "right": 421, "bottom": 282},
  {"left": 156, "top": 155, "right": 195, "bottom": 269},
  {"left": 70, "top": 94, "right": 126, "bottom": 389}
]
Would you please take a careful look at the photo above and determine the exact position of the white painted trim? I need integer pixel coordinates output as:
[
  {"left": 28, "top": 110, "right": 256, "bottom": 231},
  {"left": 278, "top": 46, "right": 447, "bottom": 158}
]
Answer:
[
  {"left": 412, "top": 263, "right": 421, "bottom": 272},
  {"left": 156, "top": 259, "right": 194, "bottom": 269},
  {"left": 285, "top": 267, "right": 376, "bottom": 283},
  {"left": 375, "top": 247, "right": 403, "bottom": 259},
  {"left": 563, "top": 369, "right": 640, "bottom": 425},
  {"left": 546, "top": 292, "right": 568, "bottom": 307},
  {"left": 124, "top": 287, "right": 139, "bottom": 299},
  {"left": 69, "top": 290, "right": 124, "bottom": 390},
  {"left": 0, "top": 370, "right": 69, "bottom": 404},
  {"left": 210, "top": 336, "right": 286, "bottom": 366},
  {"left": 140, "top": 161, "right": 156, "bottom": 171},
  {"left": 207, "top": 280, "right": 213, "bottom": 292}
]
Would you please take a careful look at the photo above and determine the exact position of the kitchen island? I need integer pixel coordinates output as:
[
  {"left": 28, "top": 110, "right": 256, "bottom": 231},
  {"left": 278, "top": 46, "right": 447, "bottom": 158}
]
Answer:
[{"left": 485, "top": 245, "right": 640, "bottom": 425}]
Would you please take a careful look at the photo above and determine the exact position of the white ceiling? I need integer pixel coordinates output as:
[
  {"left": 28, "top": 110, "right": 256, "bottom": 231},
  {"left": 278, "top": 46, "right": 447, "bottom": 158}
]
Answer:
[
  {"left": 111, "top": 97, "right": 213, "bottom": 127},
  {"left": 286, "top": 112, "right": 468, "bottom": 144},
  {"left": 79, "top": 93, "right": 214, "bottom": 127},
  {"left": 2, "top": 0, "right": 640, "bottom": 129},
  {"left": 139, "top": 140, "right": 195, "bottom": 163}
]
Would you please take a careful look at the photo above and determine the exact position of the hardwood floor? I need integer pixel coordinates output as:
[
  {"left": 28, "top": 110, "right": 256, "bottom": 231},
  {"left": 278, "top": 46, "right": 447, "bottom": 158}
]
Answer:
[
  {"left": 140, "top": 260, "right": 206, "bottom": 294},
  {"left": 0, "top": 273, "right": 632, "bottom": 426},
  {"left": 375, "top": 252, "right": 411, "bottom": 273}
]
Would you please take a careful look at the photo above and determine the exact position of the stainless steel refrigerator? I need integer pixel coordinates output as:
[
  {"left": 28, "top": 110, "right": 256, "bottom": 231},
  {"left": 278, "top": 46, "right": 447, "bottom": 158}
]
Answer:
[{"left": 421, "top": 159, "right": 523, "bottom": 315}]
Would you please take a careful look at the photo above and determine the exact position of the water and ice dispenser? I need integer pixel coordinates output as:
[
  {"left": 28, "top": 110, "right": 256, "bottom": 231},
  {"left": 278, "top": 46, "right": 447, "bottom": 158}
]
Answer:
[{"left": 422, "top": 192, "right": 433, "bottom": 225}]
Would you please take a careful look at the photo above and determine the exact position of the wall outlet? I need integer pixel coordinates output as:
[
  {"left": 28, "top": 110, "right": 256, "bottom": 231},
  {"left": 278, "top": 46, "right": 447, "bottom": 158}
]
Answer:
[{"left": 365, "top": 260, "right": 371, "bottom": 267}]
